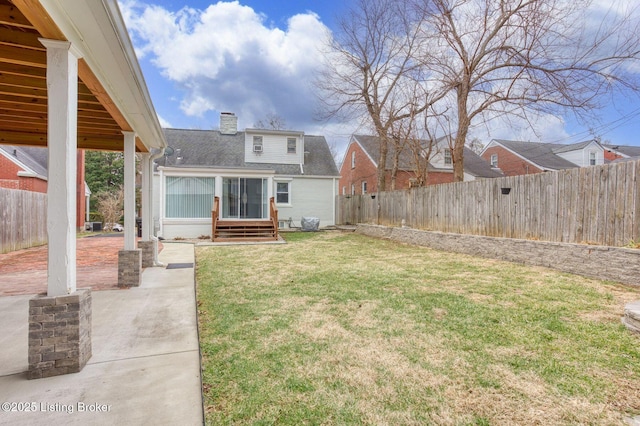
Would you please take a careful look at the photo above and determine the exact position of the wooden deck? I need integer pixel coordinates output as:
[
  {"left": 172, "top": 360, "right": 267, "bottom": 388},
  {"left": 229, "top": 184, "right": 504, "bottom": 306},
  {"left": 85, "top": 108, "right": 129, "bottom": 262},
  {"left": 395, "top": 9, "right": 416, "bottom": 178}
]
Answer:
[{"left": 211, "top": 196, "right": 279, "bottom": 242}]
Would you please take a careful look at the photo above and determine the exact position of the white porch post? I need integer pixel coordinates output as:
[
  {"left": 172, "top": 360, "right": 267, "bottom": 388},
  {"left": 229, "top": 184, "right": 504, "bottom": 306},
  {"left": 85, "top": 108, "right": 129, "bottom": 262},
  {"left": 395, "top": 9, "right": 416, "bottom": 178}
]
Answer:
[
  {"left": 30, "top": 39, "right": 92, "bottom": 380},
  {"left": 41, "top": 39, "right": 79, "bottom": 297},
  {"left": 123, "top": 131, "right": 136, "bottom": 250}
]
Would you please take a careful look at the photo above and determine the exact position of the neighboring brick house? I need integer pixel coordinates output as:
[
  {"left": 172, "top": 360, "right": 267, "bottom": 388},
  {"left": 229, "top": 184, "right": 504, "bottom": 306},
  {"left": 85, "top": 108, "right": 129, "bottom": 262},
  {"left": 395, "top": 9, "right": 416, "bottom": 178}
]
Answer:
[
  {"left": 338, "top": 134, "right": 502, "bottom": 195},
  {"left": 480, "top": 139, "right": 605, "bottom": 177},
  {"left": 602, "top": 144, "right": 640, "bottom": 162},
  {"left": 0, "top": 145, "right": 89, "bottom": 229}
]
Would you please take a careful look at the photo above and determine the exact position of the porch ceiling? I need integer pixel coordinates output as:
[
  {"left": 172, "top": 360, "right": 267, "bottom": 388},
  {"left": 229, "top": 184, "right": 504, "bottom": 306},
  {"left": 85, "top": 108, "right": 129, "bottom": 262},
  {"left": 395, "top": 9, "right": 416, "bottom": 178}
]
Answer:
[{"left": 0, "top": 0, "right": 147, "bottom": 152}]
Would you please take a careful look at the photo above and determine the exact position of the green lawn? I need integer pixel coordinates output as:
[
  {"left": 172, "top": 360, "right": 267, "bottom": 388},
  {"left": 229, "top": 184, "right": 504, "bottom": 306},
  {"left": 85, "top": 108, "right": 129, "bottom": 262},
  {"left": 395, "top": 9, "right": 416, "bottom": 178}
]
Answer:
[{"left": 196, "top": 231, "right": 640, "bottom": 425}]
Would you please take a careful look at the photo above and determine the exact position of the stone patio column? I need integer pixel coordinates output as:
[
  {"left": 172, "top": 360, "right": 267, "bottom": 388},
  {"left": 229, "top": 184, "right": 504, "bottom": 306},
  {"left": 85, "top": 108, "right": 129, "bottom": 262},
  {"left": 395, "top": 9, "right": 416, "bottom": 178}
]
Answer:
[
  {"left": 119, "top": 131, "right": 142, "bottom": 287},
  {"left": 29, "top": 39, "right": 91, "bottom": 379}
]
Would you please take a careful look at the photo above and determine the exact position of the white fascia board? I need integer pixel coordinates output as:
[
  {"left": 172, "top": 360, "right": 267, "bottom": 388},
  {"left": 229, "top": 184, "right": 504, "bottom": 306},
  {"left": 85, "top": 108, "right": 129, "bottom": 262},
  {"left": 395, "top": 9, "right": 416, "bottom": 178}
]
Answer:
[
  {"left": 41, "top": 0, "right": 166, "bottom": 150},
  {"left": 159, "top": 166, "right": 276, "bottom": 177},
  {"left": 245, "top": 128, "right": 304, "bottom": 137},
  {"left": 352, "top": 135, "right": 379, "bottom": 167},
  {"left": 0, "top": 150, "right": 36, "bottom": 176},
  {"left": 479, "top": 139, "right": 500, "bottom": 156},
  {"left": 17, "top": 171, "right": 48, "bottom": 181}
]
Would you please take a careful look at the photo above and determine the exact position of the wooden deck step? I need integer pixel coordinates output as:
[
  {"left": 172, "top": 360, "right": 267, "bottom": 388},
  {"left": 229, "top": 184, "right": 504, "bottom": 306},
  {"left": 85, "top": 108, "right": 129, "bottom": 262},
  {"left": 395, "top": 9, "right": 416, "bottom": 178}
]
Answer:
[{"left": 213, "top": 220, "right": 277, "bottom": 242}]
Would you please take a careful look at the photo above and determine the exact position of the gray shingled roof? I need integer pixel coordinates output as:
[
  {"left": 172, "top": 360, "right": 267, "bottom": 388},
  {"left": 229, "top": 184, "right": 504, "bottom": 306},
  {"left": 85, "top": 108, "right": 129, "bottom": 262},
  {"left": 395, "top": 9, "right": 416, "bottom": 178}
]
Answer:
[
  {"left": 0, "top": 145, "right": 48, "bottom": 178},
  {"left": 353, "top": 134, "right": 502, "bottom": 178},
  {"left": 158, "top": 128, "right": 339, "bottom": 176},
  {"left": 603, "top": 144, "right": 640, "bottom": 158},
  {"left": 352, "top": 134, "right": 429, "bottom": 171},
  {"left": 462, "top": 147, "right": 504, "bottom": 178},
  {"left": 491, "top": 139, "right": 580, "bottom": 170}
]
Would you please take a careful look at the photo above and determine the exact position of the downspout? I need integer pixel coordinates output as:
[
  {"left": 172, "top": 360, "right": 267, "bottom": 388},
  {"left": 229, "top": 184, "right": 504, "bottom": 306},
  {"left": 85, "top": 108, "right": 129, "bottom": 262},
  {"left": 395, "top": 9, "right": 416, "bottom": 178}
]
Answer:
[{"left": 148, "top": 147, "right": 165, "bottom": 266}]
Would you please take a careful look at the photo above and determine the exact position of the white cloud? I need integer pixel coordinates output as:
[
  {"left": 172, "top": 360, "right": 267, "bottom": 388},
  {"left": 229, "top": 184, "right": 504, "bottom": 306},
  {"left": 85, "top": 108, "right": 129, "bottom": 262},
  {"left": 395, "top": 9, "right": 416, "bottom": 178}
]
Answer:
[
  {"left": 156, "top": 114, "right": 172, "bottom": 128},
  {"left": 120, "top": 0, "right": 330, "bottom": 130}
]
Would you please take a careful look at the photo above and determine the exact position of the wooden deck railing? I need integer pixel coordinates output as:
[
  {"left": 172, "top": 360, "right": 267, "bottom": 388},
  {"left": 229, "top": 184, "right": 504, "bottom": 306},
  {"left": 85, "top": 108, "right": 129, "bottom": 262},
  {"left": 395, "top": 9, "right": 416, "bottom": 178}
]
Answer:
[
  {"left": 211, "top": 196, "right": 220, "bottom": 241},
  {"left": 269, "top": 197, "right": 278, "bottom": 240},
  {"left": 211, "top": 196, "right": 278, "bottom": 241}
]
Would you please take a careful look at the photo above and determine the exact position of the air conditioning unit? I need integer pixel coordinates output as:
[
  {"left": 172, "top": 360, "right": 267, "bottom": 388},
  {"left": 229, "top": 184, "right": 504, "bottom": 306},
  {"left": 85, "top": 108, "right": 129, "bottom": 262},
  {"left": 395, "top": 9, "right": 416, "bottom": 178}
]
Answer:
[{"left": 253, "top": 144, "right": 263, "bottom": 153}]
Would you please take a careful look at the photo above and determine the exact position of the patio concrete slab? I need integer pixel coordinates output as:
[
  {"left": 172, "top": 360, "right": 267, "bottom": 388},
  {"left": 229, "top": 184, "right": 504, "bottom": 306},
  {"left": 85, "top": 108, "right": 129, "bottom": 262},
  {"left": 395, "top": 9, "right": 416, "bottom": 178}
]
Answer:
[{"left": 0, "top": 242, "right": 203, "bottom": 426}]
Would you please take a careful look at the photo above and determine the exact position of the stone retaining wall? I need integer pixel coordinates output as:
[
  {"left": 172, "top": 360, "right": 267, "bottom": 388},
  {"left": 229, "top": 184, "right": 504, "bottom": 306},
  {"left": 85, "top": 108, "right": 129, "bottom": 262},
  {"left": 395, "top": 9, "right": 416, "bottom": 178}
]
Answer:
[{"left": 356, "top": 224, "right": 640, "bottom": 287}]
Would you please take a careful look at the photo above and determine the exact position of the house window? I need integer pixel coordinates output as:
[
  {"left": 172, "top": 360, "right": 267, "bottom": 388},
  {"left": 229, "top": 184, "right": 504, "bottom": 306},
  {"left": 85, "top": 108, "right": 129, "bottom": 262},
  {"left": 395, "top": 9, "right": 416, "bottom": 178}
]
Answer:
[
  {"left": 276, "top": 181, "right": 290, "bottom": 204},
  {"left": 342, "top": 186, "right": 346, "bottom": 195},
  {"left": 362, "top": 181, "right": 367, "bottom": 194},
  {"left": 287, "top": 137, "right": 296, "bottom": 154},
  {"left": 491, "top": 154, "right": 498, "bottom": 167},
  {"left": 589, "top": 151, "right": 596, "bottom": 166},
  {"left": 253, "top": 136, "right": 263, "bottom": 153},
  {"left": 165, "top": 176, "right": 215, "bottom": 218},
  {"left": 351, "top": 184, "right": 355, "bottom": 195},
  {"left": 351, "top": 151, "right": 356, "bottom": 169},
  {"left": 444, "top": 149, "right": 452, "bottom": 165}
]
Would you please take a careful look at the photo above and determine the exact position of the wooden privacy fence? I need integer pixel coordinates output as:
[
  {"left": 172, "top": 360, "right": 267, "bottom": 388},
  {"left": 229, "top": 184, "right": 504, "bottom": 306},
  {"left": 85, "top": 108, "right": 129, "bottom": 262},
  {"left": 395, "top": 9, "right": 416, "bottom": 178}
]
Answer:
[
  {"left": 0, "top": 188, "right": 47, "bottom": 253},
  {"left": 337, "top": 159, "right": 640, "bottom": 247}
]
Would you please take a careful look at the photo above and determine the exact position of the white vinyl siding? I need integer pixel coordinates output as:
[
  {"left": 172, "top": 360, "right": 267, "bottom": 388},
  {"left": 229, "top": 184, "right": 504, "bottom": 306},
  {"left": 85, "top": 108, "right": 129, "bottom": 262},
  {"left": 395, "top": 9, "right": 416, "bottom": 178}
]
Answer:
[
  {"left": 275, "top": 177, "right": 336, "bottom": 227},
  {"left": 245, "top": 132, "right": 304, "bottom": 164},
  {"left": 165, "top": 176, "right": 215, "bottom": 218}
]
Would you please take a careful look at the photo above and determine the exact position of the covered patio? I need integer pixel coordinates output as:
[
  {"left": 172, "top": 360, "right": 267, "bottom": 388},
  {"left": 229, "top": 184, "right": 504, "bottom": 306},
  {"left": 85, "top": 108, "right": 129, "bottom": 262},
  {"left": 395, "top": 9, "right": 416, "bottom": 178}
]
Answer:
[{"left": 0, "top": 0, "right": 166, "bottom": 379}]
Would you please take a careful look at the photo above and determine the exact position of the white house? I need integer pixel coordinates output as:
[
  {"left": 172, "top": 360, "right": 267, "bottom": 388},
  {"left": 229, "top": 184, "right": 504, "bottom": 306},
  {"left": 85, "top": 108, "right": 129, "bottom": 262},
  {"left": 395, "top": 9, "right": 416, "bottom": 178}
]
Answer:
[{"left": 155, "top": 113, "right": 340, "bottom": 239}]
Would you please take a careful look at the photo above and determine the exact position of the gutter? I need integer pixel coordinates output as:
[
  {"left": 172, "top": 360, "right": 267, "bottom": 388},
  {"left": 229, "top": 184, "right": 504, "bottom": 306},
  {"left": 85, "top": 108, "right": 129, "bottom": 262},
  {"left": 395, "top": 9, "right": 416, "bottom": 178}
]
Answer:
[{"left": 148, "top": 147, "right": 165, "bottom": 266}]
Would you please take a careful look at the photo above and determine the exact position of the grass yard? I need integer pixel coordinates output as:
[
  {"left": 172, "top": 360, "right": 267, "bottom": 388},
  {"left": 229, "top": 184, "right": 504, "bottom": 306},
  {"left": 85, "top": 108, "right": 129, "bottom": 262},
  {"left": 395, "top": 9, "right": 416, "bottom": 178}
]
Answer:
[{"left": 196, "top": 231, "right": 640, "bottom": 425}]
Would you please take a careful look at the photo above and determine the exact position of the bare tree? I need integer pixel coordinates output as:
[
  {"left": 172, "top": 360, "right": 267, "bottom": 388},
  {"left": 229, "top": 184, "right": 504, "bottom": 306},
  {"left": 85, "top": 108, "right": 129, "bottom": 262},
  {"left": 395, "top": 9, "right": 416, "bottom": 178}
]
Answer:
[
  {"left": 412, "top": 0, "right": 640, "bottom": 181},
  {"left": 254, "top": 113, "right": 287, "bottom": 130},
  {"left": 316, "top": 0, "right": 447, "bottom": 192},
  {"left": 95, "top": 187, "right": 124, "bottom": 231}
]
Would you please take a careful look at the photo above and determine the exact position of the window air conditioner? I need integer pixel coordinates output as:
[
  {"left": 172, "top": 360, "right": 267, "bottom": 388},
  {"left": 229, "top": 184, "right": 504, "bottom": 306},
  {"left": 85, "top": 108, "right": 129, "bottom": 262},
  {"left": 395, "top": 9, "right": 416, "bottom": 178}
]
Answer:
[{"left": 253, "top": 144, "right": 263, "bottom": 153}]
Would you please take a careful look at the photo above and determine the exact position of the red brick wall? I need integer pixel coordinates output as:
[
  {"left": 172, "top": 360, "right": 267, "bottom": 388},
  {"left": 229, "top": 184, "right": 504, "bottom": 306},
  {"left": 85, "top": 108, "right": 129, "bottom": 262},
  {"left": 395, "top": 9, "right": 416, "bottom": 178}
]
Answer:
[
  {"left": 0, "top": 153, "right": 22, "bottom": 183},
  {"left": 339, "top": 141, "right": 460, "bottom": 193},
  {"left": 0, "top": 154, "right": 47, "bottom": 192},
  {"left": 604, "top": 150, "right": 623, "bottom": 162},
  {"left": 339, "top": 142, "right": 378, "bottom": 195},
  {"left": 481, "top": 146, "right": 543, "bottom": 177}
]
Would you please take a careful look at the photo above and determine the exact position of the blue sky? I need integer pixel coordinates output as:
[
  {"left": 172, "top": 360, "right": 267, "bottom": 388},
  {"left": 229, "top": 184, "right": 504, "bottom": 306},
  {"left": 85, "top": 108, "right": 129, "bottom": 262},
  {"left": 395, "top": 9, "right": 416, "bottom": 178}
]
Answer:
[{"left": 120, "top": 0, "right": 640, "bottom": 157}]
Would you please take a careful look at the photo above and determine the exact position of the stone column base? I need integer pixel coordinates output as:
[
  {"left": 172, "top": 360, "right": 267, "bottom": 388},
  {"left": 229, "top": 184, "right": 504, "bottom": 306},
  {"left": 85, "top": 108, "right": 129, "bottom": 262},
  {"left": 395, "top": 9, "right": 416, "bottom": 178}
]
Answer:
[
  {"left": 28, "top": 289, "right": 92, "bottom": 379},
  {"left": 138, "top": 240, "right": 154, "bottom": 268},
  {"left": 118, "top": 249, "right": 142, "bottom": 287}
]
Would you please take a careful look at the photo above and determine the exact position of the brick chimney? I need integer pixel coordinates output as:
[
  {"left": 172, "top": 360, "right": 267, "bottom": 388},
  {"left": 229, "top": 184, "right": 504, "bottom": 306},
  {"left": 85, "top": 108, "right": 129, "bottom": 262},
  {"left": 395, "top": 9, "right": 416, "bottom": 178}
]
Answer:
[{"left": 219, "top": 112, "right": 238, "bottom": 135}]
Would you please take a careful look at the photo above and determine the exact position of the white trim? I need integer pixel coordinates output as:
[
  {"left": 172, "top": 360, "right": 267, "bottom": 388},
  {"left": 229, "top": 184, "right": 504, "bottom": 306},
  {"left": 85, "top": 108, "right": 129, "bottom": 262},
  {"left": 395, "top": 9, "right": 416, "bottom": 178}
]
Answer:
[
  {"left": 16, "top": 171, "right": 48, "bottom": 180},
  {"left": 39, "top": 0, "right": 166, "bottom": 150}
]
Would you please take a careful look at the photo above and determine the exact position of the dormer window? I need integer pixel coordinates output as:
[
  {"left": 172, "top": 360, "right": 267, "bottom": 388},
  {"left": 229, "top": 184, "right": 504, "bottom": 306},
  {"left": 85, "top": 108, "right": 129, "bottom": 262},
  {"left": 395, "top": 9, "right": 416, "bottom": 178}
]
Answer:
[
  {"left": 287, "top": 137, "right": 296, "bottom": 154},
  {"left": 444, "top": 149, "right": 452, "bottom": 165},
  {"left": 253, "top": 136, "right": 263, "bottom": 153}
]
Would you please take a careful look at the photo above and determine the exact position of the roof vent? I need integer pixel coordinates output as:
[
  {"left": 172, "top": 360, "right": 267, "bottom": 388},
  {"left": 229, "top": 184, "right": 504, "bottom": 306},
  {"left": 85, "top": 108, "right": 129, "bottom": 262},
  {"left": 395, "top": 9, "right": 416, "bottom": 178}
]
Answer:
[{"left": 220, "top": 112, "right": 238, "bottom": 135}]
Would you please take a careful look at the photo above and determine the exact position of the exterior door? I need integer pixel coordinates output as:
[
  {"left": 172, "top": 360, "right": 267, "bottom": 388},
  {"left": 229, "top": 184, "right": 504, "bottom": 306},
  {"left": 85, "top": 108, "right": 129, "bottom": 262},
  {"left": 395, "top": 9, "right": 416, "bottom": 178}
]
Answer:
[{"left": 222, "top": 177, "right": 267, "bottom": 219}]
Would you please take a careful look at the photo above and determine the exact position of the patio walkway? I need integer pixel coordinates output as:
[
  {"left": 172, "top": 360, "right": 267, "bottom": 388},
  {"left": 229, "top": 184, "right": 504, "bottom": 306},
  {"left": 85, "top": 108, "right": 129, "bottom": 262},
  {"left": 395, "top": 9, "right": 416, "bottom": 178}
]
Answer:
[
  {"left": 0, "top": 240, "right": 203, "bottom": 425},
  {"left": 0, "top": 234, "right": 154, "bottom": 296}
]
